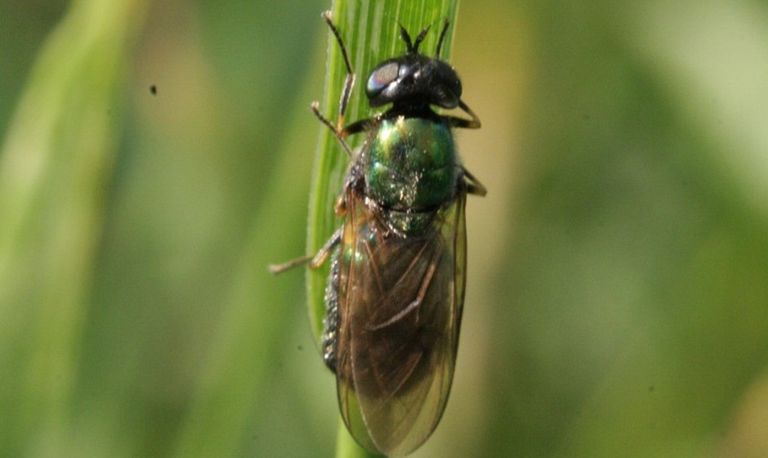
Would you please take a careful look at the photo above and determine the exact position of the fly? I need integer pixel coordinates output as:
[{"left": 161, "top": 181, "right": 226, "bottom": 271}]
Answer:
[{"left": 271, "top": 11, "right": 486, "bottom": 456}]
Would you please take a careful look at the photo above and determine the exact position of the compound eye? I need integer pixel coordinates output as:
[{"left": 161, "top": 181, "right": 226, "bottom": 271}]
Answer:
[{"left": 366, "top": 62, "right": 399, "bottom": 96}]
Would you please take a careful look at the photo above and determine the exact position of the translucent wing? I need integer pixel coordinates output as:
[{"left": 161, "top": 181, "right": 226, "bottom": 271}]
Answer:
[{"left": 335, "top": 189, "right": 467, "bottom": 456}]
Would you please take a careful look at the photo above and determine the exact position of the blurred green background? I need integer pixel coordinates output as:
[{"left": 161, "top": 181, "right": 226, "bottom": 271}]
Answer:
[{"left": 2, "top": 0, "right": 768, "bottom": 457}]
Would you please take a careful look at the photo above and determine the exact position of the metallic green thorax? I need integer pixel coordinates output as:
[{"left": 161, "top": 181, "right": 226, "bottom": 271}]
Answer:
[{"left": 364, "top": 116, "right": 458, "bottom": 221}]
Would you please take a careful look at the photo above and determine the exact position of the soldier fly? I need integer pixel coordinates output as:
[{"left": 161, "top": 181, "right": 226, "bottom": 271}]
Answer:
[{"left": 270, "top": 11, "right": 486, "bottom": 456}]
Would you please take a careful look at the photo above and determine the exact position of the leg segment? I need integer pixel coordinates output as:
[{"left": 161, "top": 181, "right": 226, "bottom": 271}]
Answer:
[
  {"left": 463, "top": 166, "right": 487, "bottom": 196},
  {"left": 268, "top": 227, "right": 342, "bottom": 274},
  {"left": 444, "top": 99, "right": 482, "bottom": 129}
]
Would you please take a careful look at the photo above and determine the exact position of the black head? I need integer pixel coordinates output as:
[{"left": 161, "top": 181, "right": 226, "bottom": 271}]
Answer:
[{"left": 365, "top": 21, "right": 462, "bottom": 109}]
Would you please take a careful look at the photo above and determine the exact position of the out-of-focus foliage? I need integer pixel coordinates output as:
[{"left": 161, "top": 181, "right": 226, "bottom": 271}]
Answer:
[{"left": 1, "top": 0, "right": 767, "bottom": 457}]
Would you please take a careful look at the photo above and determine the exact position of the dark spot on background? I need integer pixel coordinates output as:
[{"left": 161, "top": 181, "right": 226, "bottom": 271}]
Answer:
[{"left": 150, "top": 84, "right": 157, "bottom": 95}]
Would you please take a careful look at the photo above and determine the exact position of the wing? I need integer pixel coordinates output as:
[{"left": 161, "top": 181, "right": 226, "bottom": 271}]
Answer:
[{"left": 335, "top": 189, "right": 467, "bottom": 456}]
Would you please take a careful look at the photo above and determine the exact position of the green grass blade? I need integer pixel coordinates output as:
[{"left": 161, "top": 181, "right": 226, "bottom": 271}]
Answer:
[{"left": 307, "top": 1, "right": 460, "bottom": 456}]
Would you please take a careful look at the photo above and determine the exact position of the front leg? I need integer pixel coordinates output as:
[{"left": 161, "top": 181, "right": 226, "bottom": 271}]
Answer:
[
  {"left": 313, "top": 12, "right": 380, "bottom": 156},
  {"left": 312, "top": 12, "right": 359, "bottom": 157}
]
